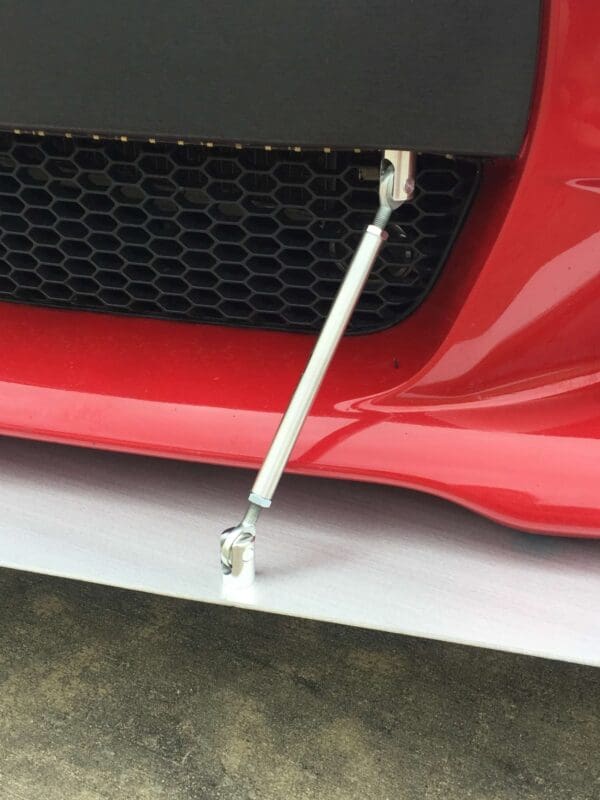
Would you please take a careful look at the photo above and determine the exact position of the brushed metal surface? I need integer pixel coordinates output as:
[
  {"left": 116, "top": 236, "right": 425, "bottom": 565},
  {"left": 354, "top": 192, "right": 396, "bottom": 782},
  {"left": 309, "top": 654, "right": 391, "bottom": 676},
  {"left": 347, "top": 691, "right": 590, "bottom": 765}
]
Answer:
[{"left": 0, "top": 436, "right": 598, "bottom": 666}]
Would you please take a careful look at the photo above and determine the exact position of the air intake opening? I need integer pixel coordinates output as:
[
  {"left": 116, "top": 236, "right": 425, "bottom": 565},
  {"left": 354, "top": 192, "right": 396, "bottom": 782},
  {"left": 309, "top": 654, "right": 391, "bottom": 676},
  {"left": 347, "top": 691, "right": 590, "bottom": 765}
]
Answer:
[{"left": 0, "top": 133, "right": 479, "bottom": 334}]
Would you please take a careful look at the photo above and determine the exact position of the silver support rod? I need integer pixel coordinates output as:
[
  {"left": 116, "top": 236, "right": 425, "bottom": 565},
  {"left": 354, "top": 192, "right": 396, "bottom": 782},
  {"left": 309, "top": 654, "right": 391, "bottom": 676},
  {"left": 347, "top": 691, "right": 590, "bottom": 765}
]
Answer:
[
  {"left": 220, "top": 151, "right": 415, "bottom": 588},
  {"left": 250, "top": 223, "right": 388, "bottom": 504}
]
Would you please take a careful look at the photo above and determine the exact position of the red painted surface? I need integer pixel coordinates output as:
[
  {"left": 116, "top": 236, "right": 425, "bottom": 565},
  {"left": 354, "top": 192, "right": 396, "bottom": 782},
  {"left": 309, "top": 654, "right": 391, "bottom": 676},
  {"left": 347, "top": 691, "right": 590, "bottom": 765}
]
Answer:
[{"left": 0, "top": 0, "right": 599, "bottom": 536}]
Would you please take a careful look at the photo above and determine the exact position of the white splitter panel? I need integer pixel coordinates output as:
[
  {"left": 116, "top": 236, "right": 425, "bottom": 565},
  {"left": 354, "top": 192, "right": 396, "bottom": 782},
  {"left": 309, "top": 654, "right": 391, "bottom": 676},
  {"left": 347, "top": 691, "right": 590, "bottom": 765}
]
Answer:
[{"left": 0, "top": 436, "right": 598, "bottom": 666}]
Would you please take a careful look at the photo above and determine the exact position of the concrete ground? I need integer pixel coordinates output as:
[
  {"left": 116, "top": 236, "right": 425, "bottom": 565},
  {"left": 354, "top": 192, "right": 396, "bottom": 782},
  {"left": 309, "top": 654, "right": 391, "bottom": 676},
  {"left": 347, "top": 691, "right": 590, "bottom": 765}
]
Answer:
[{"left": 0, "top": 569, "right": 598, "bottom": 800}]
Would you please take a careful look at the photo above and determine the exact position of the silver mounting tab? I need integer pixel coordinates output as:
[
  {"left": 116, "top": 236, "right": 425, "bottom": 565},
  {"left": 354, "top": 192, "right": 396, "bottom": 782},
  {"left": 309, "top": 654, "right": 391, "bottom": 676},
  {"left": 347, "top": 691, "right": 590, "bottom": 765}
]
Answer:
[
  {"left": 220, "top": 504, "right": 258, "bottom": 589},
  {"left": 218, "top": 150, "right": 415, "bottom": 588},
  {"left": 382, "top": 150, "right": 416, "bottom": 205}
]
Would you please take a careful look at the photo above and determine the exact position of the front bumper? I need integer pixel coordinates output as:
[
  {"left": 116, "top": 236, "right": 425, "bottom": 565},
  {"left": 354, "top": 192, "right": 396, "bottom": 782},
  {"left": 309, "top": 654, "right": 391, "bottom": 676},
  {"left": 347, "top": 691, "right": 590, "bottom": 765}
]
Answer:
[{"left": 0, "top": 0, "right": 599, "bottom": 536}]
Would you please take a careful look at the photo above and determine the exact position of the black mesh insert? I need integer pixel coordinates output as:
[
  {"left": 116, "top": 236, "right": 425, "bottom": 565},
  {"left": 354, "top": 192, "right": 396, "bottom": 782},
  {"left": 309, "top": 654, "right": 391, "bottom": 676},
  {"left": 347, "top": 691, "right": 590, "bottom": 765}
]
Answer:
[{"left": 0, "top": 133, "right": 479, "bottom": 333}]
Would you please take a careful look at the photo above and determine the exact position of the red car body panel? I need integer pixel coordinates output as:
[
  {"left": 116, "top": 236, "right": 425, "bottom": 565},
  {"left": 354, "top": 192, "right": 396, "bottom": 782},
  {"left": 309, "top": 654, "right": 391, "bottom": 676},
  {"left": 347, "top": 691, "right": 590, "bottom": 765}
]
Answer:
[{"left": 1, "top": 0, "right": 599, "bottom": 537}]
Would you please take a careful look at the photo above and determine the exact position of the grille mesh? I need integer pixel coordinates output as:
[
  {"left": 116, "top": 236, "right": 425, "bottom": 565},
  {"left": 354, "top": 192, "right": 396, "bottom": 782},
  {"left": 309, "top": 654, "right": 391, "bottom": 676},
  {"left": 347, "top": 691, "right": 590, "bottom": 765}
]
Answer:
[{"left": 0, "top": 133, "right": 479, "bottom": 334}]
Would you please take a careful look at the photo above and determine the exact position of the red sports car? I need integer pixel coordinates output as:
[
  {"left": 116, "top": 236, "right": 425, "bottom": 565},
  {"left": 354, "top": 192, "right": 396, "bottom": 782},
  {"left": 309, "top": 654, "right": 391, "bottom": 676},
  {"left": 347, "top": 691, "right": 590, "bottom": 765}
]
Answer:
[{"left": 0, "top": 1, "right": 599, "bottom": 661}]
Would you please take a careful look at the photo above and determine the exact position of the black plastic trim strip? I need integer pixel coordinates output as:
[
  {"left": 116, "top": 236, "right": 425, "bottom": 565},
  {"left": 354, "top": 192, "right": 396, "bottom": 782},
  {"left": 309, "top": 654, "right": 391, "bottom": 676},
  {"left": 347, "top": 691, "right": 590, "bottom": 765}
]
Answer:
[{"left": 0, "top": 0, "right": 540, "bottom": 156}]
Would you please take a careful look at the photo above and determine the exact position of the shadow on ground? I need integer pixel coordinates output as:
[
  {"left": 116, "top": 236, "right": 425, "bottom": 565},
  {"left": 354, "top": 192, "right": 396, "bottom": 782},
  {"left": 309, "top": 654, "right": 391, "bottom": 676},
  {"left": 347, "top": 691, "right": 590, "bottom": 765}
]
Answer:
[{"left": 0, "top": 569, "right": 597, "bottom": 800}]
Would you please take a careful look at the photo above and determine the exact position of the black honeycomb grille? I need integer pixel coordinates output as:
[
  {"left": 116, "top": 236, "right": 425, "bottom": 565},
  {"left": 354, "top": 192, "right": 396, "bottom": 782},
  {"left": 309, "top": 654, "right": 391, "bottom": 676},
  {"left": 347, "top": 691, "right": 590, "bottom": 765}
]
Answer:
[{"left": 0, "top": 133, "right": 479, "bottom": 334}]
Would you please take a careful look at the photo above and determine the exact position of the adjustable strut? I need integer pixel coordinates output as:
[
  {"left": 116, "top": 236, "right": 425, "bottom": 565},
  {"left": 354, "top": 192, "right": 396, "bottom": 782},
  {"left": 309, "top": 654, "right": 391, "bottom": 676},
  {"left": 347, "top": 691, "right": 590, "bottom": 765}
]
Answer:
[{"left": 220, "top": 149, "right": 416, "bottom": 588}]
